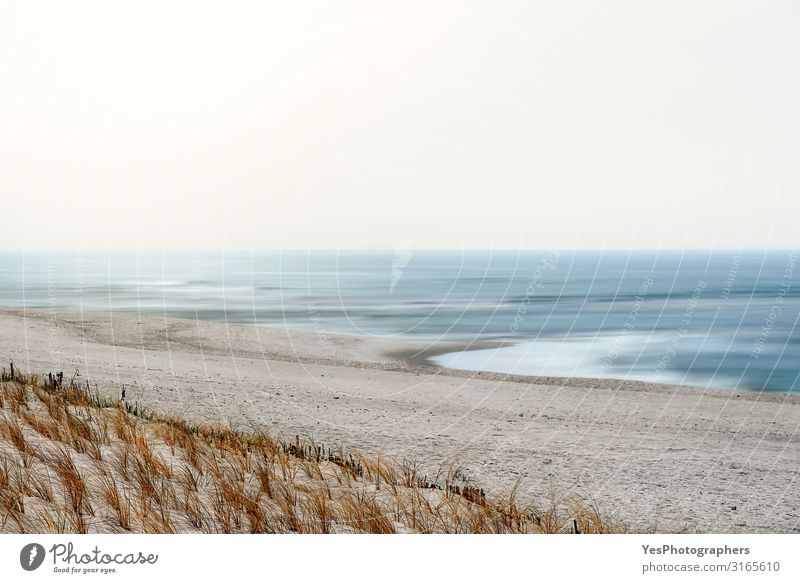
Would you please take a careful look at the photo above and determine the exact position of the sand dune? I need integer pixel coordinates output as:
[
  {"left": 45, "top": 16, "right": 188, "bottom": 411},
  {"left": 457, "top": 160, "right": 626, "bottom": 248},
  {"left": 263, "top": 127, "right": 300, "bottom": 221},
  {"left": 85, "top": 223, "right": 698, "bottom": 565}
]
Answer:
[{"left": 1, "top": 307, "right": 799, "bottom": 533}]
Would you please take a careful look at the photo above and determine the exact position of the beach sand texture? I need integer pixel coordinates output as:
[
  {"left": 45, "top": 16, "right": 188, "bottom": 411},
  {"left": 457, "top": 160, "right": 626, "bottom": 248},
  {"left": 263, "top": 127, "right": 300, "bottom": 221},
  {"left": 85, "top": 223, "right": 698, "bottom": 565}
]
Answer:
[{"left": 1, "top": 308, "right": 798, "bottom": 533}]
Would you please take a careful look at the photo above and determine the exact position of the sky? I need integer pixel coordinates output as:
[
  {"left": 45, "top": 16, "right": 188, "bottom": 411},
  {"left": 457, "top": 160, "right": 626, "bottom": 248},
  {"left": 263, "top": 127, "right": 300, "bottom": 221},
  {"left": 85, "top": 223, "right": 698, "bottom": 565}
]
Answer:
[{"left": 0, "top": 0, "right": 798, "bottom": 251}]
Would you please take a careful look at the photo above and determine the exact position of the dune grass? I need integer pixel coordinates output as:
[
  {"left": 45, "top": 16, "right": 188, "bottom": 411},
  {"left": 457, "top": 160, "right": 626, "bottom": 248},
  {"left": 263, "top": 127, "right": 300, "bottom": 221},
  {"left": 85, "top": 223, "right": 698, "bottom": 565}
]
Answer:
[{"left": 0, "top": 366, "right": 622, "bottom": 533}]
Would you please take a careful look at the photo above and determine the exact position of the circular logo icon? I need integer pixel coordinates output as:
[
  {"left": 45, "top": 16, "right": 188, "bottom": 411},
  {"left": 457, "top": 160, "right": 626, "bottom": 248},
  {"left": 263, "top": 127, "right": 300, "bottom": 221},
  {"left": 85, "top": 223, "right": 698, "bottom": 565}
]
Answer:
[{"left": 20, "top": 543, "right": 46, "bottom": 571}]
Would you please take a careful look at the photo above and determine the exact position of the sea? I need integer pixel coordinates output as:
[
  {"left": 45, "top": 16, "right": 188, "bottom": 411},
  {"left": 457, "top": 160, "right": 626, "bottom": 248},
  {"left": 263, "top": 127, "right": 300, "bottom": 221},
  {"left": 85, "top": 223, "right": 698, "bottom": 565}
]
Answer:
[{"left": 0, "top": 250, "right": 798, "bottom": 393}]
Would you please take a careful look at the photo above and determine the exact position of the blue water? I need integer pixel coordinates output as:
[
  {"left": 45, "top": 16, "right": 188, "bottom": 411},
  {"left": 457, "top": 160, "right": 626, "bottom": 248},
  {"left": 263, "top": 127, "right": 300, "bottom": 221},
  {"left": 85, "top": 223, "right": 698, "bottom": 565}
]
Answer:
[{"left": 0, "top": 250, "right": 798, "bottom": 393}]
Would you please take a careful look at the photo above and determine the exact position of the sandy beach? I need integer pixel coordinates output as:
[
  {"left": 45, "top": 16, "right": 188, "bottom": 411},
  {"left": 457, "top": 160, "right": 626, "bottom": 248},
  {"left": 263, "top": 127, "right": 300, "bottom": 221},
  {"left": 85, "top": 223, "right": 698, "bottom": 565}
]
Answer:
[{"left": 1, "top": 307, "right": 799, "bottom": 533}]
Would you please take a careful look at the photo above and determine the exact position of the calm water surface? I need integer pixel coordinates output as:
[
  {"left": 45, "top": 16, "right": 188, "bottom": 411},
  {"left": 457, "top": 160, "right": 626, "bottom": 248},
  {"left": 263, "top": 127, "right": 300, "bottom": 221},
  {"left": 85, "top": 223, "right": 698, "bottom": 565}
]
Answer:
[{"left": 0, "top": 250, "right": 797, "bottom": 393}]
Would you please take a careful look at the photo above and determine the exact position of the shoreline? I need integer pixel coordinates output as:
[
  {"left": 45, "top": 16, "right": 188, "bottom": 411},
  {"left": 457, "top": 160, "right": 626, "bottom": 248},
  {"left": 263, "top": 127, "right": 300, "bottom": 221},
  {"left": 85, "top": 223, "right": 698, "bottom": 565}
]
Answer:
[
  {"left": 2, "top": 306, "right": 800, "bottom": 533},
  {"left": 9, "top": 305, "right": 796, "bottom": 403},
  {"left": 390, "top": 343, "right": 798, "bottom": 405}
]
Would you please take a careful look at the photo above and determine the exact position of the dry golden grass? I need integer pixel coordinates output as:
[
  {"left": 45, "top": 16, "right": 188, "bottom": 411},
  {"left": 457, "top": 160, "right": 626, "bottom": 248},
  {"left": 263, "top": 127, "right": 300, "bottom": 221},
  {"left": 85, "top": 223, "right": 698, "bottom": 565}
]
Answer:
[{"left": 0, "top": 367, "right": 623, "bottom": 533}]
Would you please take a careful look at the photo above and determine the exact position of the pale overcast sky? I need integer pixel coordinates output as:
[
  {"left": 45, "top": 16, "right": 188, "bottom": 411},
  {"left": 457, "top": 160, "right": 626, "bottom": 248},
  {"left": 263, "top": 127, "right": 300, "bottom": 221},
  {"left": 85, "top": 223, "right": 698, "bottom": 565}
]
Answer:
[{"left": 0, "top": 1, "right": 798, "bottom": 250}]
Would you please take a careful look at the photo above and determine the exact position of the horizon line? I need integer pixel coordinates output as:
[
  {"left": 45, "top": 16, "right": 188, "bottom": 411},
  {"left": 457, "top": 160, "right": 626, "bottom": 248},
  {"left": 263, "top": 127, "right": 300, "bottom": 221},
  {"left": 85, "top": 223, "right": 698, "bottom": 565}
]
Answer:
[{"left": 0, "top": 248, "right": 796, "bottom": 253}]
